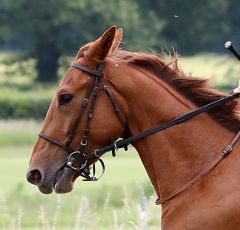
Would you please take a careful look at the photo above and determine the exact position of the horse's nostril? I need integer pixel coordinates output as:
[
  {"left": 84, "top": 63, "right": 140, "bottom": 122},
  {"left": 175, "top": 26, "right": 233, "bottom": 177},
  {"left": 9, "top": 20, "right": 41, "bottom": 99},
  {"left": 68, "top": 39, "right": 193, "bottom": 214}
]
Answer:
[{"left": 27, "top": 169, "right": 42, "bottom": 185}]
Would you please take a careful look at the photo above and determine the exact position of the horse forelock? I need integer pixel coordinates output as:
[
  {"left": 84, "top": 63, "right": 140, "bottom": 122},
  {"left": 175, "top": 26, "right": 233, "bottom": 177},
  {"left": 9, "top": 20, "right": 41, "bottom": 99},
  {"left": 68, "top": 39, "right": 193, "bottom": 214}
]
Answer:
[{"left": 111, "top": 50, "right": 240, "bottom": 132}]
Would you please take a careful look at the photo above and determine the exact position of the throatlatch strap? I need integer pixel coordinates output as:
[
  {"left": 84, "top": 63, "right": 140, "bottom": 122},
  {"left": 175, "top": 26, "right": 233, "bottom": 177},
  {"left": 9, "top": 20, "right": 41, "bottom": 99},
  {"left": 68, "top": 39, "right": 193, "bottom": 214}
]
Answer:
[{"left": 104, "top": 84, "right": 126, "bottom": 127}]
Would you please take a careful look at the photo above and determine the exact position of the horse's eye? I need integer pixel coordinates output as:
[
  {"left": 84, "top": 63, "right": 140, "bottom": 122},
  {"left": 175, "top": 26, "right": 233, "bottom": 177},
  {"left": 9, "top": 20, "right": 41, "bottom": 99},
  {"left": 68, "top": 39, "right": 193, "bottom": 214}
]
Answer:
[{"left": 59, "top": 94, "right": 73, "bottom": 105}]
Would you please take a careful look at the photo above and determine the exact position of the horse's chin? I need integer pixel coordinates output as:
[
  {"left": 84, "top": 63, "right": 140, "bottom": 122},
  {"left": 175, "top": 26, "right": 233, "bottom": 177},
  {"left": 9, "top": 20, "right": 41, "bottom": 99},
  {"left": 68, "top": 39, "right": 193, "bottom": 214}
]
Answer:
[
  {"left": 53, "top": 166, "right": 77, "bottom": 193},
  {"left": 38, "top": 166, "right": 78, "bottom": 194}
]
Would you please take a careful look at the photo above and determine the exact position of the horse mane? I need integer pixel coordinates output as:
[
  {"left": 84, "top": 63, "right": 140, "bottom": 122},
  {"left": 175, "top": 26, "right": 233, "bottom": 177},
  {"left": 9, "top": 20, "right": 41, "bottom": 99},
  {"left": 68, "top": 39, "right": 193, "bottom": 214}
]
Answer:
[{"left": 112, "top": 50, "right": 240, "bottom": 132}]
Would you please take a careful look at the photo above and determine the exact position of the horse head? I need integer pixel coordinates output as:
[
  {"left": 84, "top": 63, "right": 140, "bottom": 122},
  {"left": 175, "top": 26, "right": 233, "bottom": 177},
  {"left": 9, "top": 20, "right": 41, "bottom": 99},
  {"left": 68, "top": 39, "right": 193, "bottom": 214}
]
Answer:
[{"left": 27, "top": 26, "right": 128, "bottom": 194}]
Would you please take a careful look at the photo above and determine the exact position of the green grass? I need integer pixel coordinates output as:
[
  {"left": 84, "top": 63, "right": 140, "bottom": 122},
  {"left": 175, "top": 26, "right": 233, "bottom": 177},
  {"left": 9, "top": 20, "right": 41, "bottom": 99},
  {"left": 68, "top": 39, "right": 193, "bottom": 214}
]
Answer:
[
  {"left": 0, "top": 146, "right": 160, "bottom": 229},
  {"left": 0, "top": 120, "right": 160, "bottom": 229},
  {"left": 0, "top": 120, "right": 42, "bottom": 146}
]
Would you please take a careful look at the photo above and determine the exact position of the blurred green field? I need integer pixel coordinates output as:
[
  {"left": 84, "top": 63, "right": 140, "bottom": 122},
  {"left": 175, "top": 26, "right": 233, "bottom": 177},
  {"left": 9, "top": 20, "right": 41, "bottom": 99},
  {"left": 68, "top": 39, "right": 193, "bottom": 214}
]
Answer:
[
  {"left": 0, "top": 120, "right": 41, "bottom": 146},
  {"left": 0, "top": 147, "right": 159, "bottom": 230},
  {"left": 0, "top": 120, "right": 159, "bottom": 230}
]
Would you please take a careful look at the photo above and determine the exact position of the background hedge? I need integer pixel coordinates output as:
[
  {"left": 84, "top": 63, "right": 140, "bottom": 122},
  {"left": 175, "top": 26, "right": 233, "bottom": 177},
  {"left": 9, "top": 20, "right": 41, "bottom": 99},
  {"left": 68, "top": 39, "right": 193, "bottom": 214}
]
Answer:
[
  {"left": 0, "top": 82, "right": 54, "bottom": 119},
  {"left": 0, "top": 96, "right": 51, "bottom": 119}
]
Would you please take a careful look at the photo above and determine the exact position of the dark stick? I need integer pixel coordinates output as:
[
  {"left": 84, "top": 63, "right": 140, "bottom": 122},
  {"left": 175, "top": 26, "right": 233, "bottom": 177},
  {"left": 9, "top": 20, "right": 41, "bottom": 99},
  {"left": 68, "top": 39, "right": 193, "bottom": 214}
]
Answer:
[{"left": 224, "top": 41, "right": 240, "bottom": 61}]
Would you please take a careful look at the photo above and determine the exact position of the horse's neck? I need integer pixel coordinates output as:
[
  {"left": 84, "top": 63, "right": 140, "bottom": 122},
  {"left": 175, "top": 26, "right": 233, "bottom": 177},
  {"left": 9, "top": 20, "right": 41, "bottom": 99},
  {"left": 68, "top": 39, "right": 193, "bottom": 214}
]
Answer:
[
  {"left": 106, "top": 60, "right": 234, "bottom": 201},
  {"left": 125, "top": 76, "right": 231, "bottom": 197},
  {"left": 132, "top": 116, "right": 233, "bottom": 198}
]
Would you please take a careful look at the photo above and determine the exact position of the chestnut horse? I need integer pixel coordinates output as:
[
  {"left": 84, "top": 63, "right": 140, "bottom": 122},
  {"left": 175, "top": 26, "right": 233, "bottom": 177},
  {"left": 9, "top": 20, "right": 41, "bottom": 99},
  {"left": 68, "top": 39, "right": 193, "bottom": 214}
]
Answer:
[{"left": 27, "top": 26, "right": 240, "bottom": 229}]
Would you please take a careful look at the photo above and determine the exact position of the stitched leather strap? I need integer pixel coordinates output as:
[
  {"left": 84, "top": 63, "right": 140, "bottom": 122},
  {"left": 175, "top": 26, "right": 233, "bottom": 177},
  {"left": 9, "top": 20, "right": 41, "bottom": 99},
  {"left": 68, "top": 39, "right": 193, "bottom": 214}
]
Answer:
[
  {"left": 71, "top": 63, "right": 104, "bottom": 77},
  {"left": 104, "top": 84, "right": 126, "bottom": 127}
]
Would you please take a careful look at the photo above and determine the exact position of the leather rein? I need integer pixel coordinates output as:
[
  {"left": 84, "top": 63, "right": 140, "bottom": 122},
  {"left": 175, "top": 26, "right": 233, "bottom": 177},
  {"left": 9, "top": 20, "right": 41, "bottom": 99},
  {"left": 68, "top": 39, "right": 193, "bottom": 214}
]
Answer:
[{"left": 39, "top": 62, "right": 240, "bottom": 204}]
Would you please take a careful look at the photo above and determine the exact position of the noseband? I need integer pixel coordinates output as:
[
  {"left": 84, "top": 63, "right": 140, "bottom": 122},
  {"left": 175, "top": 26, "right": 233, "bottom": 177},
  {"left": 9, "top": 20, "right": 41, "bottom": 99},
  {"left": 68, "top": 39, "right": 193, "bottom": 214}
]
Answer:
[
  {"left": 39, "top": 62, "right": 126, "bottom": 181},
  {"left": 39, "top": 61, "right": 240, "bottom": 204}
]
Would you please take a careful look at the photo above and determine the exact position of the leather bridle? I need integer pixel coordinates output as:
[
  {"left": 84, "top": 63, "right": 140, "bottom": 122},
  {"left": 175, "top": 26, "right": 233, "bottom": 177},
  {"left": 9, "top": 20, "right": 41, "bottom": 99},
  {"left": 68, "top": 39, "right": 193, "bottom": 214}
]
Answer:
[
  {"left": 39, "top": 61, "right": 240, "bottom": 203},
  {"left": 39, "top": 62, "right": 126, "bottom": 181}
]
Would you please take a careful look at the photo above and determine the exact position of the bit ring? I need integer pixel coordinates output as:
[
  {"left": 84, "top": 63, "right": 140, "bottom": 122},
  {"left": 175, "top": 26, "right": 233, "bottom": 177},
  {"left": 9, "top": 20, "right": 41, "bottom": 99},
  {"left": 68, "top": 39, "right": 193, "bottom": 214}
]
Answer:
[{"left": 66, "top": 151, "right": 87, "bottom": 171}]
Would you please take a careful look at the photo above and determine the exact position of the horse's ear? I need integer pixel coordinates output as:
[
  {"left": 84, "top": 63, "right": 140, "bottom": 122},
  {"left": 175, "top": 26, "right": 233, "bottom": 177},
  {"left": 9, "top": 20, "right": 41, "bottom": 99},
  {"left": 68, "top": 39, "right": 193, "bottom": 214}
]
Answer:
[
  {"left": 110, "top": 28, "right": 123, "bottom": 53},
  {"left": 86, "top": 26, "right": 117, "bottom": 61}
]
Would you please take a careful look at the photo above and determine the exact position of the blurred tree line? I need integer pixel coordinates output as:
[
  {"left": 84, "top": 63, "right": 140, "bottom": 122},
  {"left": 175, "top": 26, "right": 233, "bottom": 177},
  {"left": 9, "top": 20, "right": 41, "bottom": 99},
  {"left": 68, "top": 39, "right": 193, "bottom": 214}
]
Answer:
[{"left": 0, "top": 0, "right": 239, "bottom": 82}]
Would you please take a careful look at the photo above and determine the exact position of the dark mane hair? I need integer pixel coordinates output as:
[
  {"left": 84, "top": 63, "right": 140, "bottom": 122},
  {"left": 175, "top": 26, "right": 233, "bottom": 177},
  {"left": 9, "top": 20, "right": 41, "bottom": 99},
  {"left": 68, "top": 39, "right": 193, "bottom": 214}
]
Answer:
[{"left": 112, "top": 50, "right": 240, "bottom": 132}]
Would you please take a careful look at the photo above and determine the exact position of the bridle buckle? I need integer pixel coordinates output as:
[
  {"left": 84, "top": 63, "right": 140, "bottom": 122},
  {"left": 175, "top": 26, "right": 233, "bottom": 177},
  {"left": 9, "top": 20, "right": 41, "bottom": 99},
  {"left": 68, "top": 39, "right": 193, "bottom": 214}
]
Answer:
[{"left": 80, "top": 139, "right": 88, "bottom": 146}]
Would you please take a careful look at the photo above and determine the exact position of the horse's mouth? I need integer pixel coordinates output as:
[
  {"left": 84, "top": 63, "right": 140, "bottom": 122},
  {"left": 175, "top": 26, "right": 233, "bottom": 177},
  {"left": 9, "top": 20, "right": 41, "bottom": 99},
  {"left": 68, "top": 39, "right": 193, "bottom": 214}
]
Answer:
[{"left": 38, "top": 165, "right": 78, "bottom": 194}]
